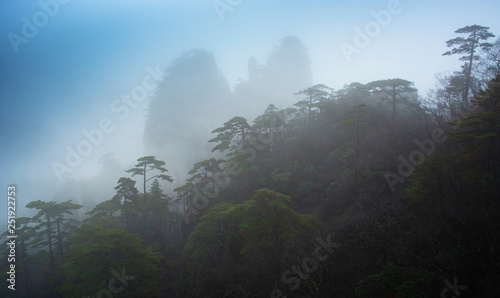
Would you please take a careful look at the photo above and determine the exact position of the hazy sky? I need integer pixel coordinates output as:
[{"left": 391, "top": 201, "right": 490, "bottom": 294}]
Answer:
[{"left": 0, "top": 0, "right": 499, "bottom": 218}]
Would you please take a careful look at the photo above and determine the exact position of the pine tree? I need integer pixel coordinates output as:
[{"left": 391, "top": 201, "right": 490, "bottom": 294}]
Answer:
[
  {"left": 111, "top": 177, "right": 141, "bottom": 232},
  {"left": 448, "top": 75, "right": 500, "bottom": 174},
  {"left": 443, "top": 25, "right": 495, "bottom": 105},
  {"left": 341, "top": 104, "right": 367, "bottom": 188},
  {"left": 25, "top": 200, "right": 82, "bottom": 269},
  {"left": 126, "top": 156, "right": 173, "bottom": 204},
  {"left": 209, "top": 116, "right": 251, "bottom": 154},
  {"left": 59, "top": 218, "right": 163, "bottom": 297},
  {"left": 367, "top": 79, "right": 417, "bottom": 138}
]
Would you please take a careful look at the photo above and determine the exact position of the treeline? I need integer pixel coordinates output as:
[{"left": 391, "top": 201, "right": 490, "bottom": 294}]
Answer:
[{"left": 1, "top": 25, "right": 499, "bottom": 297}]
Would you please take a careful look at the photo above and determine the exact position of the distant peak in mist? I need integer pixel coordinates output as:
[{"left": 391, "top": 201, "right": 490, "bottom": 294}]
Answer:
[{"left": 143, "top": 35, "right": 313, "bottom": 185}]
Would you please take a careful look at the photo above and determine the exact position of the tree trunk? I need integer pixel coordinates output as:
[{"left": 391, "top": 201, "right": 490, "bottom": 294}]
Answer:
[
  {"left": 392, "top": 86, "right": 397, "bottom": 138},
  {"left": 464, "top": 30, "right": 477, "bottom": 106},
  {"left": 23, "top": 262, "right": 33, "bottom": 298},
  {"left": 22, "top": 239, "right": 34, "bottom": 298},
  {"left": 144, "top": 164, "right": 147, "bottom": 204},
  {"left": 354, "top": 106, "right": 360, "bottom": 189},
  {"left": 56, "top": 219, "right": 65, "bottom": 263},
  {"left": 47, "top": 216, "right": 54, "bottom": 270}
]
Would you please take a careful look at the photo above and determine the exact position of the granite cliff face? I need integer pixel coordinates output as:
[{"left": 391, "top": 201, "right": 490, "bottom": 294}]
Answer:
[
  {"left": 233, "top": 36, "right": 313, "bottom": 117},
  {"left": 260, "top": 35, "right": 313, "bottom": 106},
  {"left": 143, "top": 37, "right": 312, "bottom": 183},
  {"left": 143, "top": 49, "right": 232, "bottom": 181}
]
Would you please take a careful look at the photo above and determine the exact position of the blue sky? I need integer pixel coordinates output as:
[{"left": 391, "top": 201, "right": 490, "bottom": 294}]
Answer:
[{"left": 0, "top": 0, "right": 499, "bottom": 218}]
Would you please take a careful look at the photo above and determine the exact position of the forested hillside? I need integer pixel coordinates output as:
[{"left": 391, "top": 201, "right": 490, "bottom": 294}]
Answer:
[{"left": 2, "top": 25, "right": 499, "bottom": 298}]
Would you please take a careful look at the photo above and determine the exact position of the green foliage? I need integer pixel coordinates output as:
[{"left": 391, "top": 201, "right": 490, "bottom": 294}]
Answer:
[
  {"left": 188, "top": 158, "right": 224, "bottom": 179},
  {"left": 126, "top": 156, "right": 173, "bottom": 204},
  {"left": 13, "top": 46, "right": 500, "bottom": 296},
  {"left": 178, "top": 189, "right": 321, "bottom": 296},
  {"left": 448, "top": 75, "right": 500, "bottom": 169},
  {"left": 126, "top": 156, "right": 173, "bottom": 182},
  {"left": 329, "top": 146, "right": 354, "bottom": 163},
  {"left": 209, "top": 116, "right": 251, "bottom": 153},
  {"left": 294, "top": 84, "right": 334, "bottom": 119},
  {"left": 187, "top": 158, "right": 226, "bottom": 197},
  {"left": 59, "top": 220, "right": 163, "bottom": 297},
  {"left": 355, "top": 263, "right": 427, "bottom": 298},
  {"left": 443, "top": 25, "right": 496, "bottom": 103},
  {"left": 253, "top": 104, "right": 283, "bottom": 136},
  {"left": 26, "top": 200, "right": 82, "bottom": 221},
  {"left": 297, "top": 180, "right": 318, "bottom": 196},
  {"left": 148, "top": 178, "right": 172, "bottom": 214},
  {"left": 87, "top": 199, "right": 120, "bottom": 218},
  {"left": 405, "top": 152, "right": 447, "bottom": 205},
  {"left": 183, "top": 188, "right": 319, "bottom": 262},
  {"left": 234, "top": 189, "right": 319, "bottom": 254},
  {"left": 25, "top": 200, "right": 82, "bottom": 269},
  {"left": 341, "top": 103, "right": 367, "bottom": 135},
  {"left": 443, "top": 25, "right": 495, "bottom": 60},
  {"left": 271, "top": 169, "right": 292, "bottom": 183},
  {"left": 367, "top": 78, "right": 416, "bottom": 91},
  {"left": 110, "top": 177, "right": 141, "bottom": 232},
  {"left": 182, "top": 202, "right": 236, "bottom": 262}
]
